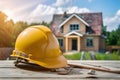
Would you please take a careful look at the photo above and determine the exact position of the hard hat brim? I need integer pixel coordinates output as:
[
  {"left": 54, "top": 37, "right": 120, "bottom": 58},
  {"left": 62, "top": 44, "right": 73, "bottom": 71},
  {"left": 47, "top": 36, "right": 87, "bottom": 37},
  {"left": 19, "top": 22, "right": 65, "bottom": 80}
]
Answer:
[
  {"left": 32, "top": 55, "right": 68, "bottom": 68},
  {"left": 11, "top": 54, "right": 68, "bottom": 69}
]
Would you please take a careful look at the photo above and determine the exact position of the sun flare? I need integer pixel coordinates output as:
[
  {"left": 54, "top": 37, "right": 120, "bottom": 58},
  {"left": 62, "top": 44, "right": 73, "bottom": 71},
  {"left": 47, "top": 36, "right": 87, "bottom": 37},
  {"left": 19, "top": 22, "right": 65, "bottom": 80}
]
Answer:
[{"left": 3, "top": 10, "right": 12, "bottom": 20}]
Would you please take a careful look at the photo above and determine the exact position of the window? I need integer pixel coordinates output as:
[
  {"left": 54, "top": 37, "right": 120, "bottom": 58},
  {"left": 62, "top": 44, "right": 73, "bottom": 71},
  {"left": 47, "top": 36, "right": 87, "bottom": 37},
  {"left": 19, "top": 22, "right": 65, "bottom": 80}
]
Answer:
[
  {"left": 86, "top": 37, "right": 94, "bottom": 47},
  {"left": 61, "top": 26, "right": 63, "bottom": 33},
  {"left": 70, "top": 24, "right": 80, "bottom": 31},
  {"left": 58, "top": 39, "right": 63, "bottom": 47}
]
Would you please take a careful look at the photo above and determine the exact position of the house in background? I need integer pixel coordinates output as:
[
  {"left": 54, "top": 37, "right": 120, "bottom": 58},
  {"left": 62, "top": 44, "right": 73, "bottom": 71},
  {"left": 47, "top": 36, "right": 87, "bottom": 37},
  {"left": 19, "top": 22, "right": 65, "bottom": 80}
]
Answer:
[{"left": 50, "top": 12, "right": 105, "bottom": 52}]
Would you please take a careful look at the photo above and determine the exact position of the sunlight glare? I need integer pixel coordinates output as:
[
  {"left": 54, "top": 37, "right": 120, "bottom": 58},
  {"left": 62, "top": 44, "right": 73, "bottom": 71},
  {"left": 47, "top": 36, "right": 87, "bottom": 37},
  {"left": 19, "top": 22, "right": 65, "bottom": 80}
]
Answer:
[{"left": 3, "top": 10, "right": 12, "bottom": 20}]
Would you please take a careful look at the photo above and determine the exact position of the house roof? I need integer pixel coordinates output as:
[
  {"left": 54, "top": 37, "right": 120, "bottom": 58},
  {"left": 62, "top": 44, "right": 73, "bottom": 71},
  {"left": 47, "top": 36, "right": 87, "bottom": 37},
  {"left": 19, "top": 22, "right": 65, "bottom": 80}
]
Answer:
[
  {"left": 51, "top": 12, "right": 102, "bottom": 27},
  {"left": 58, "top": 14, "right": 89, "bottom": 28},
  {"left": 64, "top": 31, "right": 83, "bottom": 37},
  {"left": 51, "top": 12, "right": 103, "bottom": 35}
]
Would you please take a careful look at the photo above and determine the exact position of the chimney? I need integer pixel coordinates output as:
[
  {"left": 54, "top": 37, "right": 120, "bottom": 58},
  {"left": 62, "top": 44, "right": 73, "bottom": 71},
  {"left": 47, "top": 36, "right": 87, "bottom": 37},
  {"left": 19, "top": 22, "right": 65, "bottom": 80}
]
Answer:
[{"left": 63, "top": 11, "right": 68, "bottom": 18}]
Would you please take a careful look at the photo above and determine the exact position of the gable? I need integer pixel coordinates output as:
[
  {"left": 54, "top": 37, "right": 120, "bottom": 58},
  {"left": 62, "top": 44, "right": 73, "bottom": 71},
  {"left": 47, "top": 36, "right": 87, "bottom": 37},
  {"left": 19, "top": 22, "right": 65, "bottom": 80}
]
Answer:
[
  {"left": 58, "top": 14, "right": 89, "bottom": 28},
  {"left": 64, "top": 31, "right": 83, "bottom": 37},
  {"left": 51, "top": 12, "right": 103, "bottom": 35}
]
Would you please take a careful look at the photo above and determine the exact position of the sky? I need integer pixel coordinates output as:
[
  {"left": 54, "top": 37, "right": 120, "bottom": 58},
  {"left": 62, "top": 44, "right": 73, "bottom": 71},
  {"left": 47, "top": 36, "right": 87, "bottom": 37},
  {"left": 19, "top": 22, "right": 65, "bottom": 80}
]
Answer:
[{"left": 0, "top": 0, "right": 120, "bottom": 31}]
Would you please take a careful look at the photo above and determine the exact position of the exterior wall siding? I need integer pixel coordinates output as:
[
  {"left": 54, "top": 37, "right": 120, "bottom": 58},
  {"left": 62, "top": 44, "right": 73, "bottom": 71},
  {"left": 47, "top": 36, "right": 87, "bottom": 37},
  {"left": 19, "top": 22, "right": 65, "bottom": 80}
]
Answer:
[
  {"left": 68, "top": 38, "right": 72, "bottom": 51},
  {"left": 54, "top": 13, "right": 105, "bottom": 52},
  {"left": 99, "top": 37, "right": 106, "bottom": 52},
  {"left": 80, "top": 36, "right": 99, "bottom": 51},
  {"left": 57, "top": 35, "right": 105, "bottom": 52}
]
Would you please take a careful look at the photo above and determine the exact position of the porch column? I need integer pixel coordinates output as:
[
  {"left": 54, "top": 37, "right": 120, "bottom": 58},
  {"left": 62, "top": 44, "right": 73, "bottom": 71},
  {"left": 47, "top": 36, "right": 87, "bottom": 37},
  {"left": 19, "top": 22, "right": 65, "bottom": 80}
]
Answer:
[
  {"left": 65, "top": 37, "right": 68, "bottom": 52},
  {"left": 78, "top": 36, "right": 80, "bottom": 51}
]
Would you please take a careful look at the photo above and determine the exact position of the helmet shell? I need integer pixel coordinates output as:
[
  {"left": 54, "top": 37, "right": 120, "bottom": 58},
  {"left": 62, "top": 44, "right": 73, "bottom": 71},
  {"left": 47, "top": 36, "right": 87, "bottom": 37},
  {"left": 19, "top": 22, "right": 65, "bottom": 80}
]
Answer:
[{"left": 11, "top": 25, "right": 67, "bottom": 68}]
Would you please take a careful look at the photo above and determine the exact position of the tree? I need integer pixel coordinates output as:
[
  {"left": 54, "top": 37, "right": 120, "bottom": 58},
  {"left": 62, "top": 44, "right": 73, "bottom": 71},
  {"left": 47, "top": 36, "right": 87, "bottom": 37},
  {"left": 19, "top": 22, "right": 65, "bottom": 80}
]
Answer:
[
  {"left": 102, "top": 25, "right": 107, "bottom": 36},
  {"left": 12, "top": 21, "right": 50, "bottom": 46},
  {"left": 116, "top": 25, "right": 120, "bottom": 45},
  {"left": 12, "top": 21, "right": 29, "bottom": 46},
  {"left": 41, "top": 21, "right": 50, "bottom": 27},
  {"left": 29, "top": 21, "right": 50, "bottom": 27},
  {"left": 29, "top": 22, "right": 41, "bottom": 26},
  {"left": 106, "top": 25, "right": 120, "bottom": 45},
  {"left": 0, "top": 11, "right": 51, "bottom": 47},
  {"left": 0, "top": 11, "right": 14, "bottom": 47}
]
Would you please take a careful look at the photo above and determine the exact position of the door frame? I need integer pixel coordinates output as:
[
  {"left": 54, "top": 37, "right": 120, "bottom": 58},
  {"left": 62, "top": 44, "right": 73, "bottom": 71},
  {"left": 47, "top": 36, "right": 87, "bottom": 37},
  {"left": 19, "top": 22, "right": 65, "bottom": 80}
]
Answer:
[{"left": 71, "top": 38, "right": 78, "bottom": 50}]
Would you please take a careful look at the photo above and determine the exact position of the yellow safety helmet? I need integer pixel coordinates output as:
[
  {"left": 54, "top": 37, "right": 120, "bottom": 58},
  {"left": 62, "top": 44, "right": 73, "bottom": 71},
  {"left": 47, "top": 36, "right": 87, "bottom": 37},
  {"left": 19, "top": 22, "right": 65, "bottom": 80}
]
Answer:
[{"left": 11, "top": 25, "right": 68, "bottom": 69}]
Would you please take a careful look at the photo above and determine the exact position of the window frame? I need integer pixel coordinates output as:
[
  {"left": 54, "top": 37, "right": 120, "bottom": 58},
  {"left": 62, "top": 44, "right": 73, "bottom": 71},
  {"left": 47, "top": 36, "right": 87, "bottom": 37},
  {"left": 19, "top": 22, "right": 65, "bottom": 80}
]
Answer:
[
  {"left": 58, "top": 38, "right": 64, "bottom": 47},
  {"left": 86, "top": 37, "right": 94, "bottom": 47},
  {"left": 69, "top": 24, "right": 80, "bottom": 31}
]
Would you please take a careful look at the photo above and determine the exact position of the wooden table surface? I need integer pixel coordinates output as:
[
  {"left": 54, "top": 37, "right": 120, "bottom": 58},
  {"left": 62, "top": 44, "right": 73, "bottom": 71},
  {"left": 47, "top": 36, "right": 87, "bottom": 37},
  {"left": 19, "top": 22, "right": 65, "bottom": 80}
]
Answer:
[{"left": 0, "top": 60, "right": 120, "bottom": 80}]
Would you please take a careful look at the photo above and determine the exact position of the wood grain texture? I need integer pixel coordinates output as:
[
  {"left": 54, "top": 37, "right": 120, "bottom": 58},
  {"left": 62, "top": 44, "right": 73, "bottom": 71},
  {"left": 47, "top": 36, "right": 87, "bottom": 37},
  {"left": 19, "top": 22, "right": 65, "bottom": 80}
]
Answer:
[{"left": 0, "top": 60, "right": 120, "bottom": 80}]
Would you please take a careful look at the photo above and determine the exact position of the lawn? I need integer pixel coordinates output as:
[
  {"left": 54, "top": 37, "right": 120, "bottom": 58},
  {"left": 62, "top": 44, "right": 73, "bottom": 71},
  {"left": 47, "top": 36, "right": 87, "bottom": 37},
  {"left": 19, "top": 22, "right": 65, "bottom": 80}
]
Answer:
[{"left": 64, "top": 52, "right": 120, "bottom": 60}]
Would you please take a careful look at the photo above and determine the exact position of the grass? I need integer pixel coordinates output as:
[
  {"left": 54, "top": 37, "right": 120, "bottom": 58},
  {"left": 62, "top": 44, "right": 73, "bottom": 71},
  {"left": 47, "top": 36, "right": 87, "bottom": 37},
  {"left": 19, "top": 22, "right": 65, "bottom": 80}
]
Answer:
[
  {"left": 64, "top": 52, "right": 92, "bottom": 60},
  {"left": 64, "top": 52, "right": 81, "bottom": 60},
  {"left": 64, "top": 52, "right": 120, "bottom": 60},
  {"left": 95, "top": 52, "right": 120, "bottom": 60}
]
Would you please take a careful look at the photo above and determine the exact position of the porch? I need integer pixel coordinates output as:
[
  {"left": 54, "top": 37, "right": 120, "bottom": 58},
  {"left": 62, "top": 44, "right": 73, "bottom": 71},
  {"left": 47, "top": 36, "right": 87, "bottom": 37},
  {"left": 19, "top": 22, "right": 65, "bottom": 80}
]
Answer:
[
  {"left": 58, "top": 34, "right": 105, "bottom": 52},
  {"left": 65, "top": 36, "right": 81, "bottom": 52}
]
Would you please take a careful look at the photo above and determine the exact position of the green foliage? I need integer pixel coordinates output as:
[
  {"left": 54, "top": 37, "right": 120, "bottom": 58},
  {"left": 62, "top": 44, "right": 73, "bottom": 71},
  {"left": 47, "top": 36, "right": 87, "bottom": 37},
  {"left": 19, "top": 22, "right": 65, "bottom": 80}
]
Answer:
[
  {"left": 116, "top": 25, "right": 120, "bottom": 45},
  {"left": 41, "top": 21, "right": 50, "bottom": 27},
  {"left": 29, "top": 21, "right": 50, "bottom": 27},
  {"left": 64, "top": 52, "right": 120, "bottom": 60},
  {"left": 95, "top": 52, "right": 120, "bottom": 60},
  {"left": 12, "top": 21, "right": 29, "bottom": 46},
  {"left": 85, "top": 52, "right": 91, "bottom": 60},
  {"left": 106, "top": 25, "right": 120, "bottom": 45},
  {"left": 64, "top": 52, "right": 92, "bottom": 60},
  {"left": 29, "top": 22, "right": 41, "bottom": 26},
  {"left": 64, "top": 52, "right": 81, "bottom": 60},
  {"left": 102, "top": 25, "right": 107, "bottom": 36}
]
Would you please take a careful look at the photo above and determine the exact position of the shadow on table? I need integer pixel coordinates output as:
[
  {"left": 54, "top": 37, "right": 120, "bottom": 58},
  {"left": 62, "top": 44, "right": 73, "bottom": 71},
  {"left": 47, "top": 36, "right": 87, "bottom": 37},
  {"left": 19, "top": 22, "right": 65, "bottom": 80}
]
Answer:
[{"left": 16, "top": 63, "right": 51, "bottom": 72}]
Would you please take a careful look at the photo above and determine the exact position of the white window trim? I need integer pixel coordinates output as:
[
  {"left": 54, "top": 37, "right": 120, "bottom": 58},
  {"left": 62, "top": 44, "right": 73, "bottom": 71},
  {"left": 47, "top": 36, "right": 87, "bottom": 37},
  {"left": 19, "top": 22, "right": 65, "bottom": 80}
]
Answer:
[
  {"left": 69, "top": 23, "right": 80, "bottom": 31},
  {"left": 86, "top": 37, "right": 94, "bottom": 47},
  {"left": 58, "top": 14, "right": 89, "bottom": 28}
]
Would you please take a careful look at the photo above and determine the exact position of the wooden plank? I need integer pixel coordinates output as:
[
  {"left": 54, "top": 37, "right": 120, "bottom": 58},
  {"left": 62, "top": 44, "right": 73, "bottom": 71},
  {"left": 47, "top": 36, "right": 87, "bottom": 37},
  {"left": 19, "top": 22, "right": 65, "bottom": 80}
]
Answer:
[
  {"left": 68, "top": 60, "right": 120, "bottom": 68},
  {"left": 0, "top": 60, "right": 120, "bottom": 80},
  {"left": 69, "top": 63, "right": 120, "bottom": 74}
]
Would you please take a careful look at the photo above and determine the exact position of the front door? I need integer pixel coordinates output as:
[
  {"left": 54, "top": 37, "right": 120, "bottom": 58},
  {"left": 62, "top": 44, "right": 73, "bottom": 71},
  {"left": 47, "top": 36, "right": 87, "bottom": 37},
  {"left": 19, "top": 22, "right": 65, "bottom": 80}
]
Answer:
[{"left": 72, "top": 39, "right": 77, "bottom": 50}]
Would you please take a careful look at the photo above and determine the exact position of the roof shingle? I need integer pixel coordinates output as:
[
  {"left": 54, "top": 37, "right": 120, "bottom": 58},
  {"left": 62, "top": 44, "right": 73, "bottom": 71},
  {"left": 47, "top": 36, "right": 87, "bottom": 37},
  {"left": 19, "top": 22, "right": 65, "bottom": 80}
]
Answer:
[{"left": 51, "top": 12, "right": 103, "bottom": 35}]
